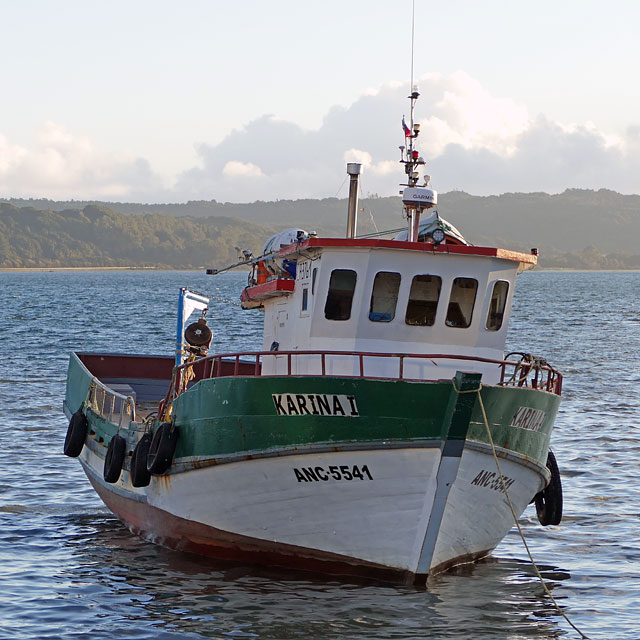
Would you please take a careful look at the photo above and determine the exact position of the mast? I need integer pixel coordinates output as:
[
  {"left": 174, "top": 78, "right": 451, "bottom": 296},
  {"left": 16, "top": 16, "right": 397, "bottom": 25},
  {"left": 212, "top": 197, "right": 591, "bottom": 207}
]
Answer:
[
  {"left": 399, "top": 1, "right": 437, "bottom": 242},
  {"left": 399, "top": 90, "right": 437, "bottom": 242}
]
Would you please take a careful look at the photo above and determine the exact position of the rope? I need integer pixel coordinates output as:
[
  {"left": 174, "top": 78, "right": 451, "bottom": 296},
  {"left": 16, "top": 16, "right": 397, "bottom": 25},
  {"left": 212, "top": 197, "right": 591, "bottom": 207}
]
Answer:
[
  {"left": 209, "top": 294, "right": 243, "bottom": 308},
  {"left": 452, "top": 379, "right": 590, "bottom": 639},
  {"left": 355, "top": 226, "right": 409, "bottom": 239},
  {"left": 334, "top": 174, "right": 348, "bottom": 198},
  {"left": 357, "top": 180, "right": 380, "bottom": 234}
]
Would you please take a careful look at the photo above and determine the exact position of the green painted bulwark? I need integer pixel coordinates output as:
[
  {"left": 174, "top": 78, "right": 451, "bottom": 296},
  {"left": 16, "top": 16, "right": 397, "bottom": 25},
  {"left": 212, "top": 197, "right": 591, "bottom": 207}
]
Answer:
[
  {"left": 65, "top": 353, "right": 93, "bottom": 416},
  {"left": 65, "top": 353, "right": 138, "bottom": 447},
  {"left": 469, "top": 385, "right": 560, "bottom": 464},
  {"left": 171, "top": 374, "right": 559, "bottom": 464},
  {"left": 172, "top": 376, "right": 455, "bottom": 458},
  {"left": 446, "top": 372, "right": 482, "bottom": 441},
  {"left": 65, "top": 351, "right": 560, "bottom": 467}
]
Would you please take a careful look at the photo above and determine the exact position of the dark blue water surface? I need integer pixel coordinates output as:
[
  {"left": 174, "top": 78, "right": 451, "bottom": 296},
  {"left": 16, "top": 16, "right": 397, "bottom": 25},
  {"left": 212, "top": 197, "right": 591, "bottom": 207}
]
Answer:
[{"left": 0, "top": 269, "right": 638, "bottom": 640}]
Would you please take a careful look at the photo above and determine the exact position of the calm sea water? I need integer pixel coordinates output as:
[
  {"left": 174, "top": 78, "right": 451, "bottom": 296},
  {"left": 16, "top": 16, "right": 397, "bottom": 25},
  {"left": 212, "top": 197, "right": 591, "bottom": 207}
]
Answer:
[{"left": 0, "top": 269, "right": 638, "bottom": 640}]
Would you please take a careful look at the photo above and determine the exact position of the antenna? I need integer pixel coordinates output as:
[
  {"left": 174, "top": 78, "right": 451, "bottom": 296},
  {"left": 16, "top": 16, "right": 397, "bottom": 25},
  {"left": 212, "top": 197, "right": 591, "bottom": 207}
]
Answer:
[
  {"left": 406, "top": 0, "right": 420, "bottom": 177},
  {"left": 410, "top": 0, "right": 416, "bottom": 95},
  {"left": 399, "top": 0, "right": 437, "bottom": 242}
]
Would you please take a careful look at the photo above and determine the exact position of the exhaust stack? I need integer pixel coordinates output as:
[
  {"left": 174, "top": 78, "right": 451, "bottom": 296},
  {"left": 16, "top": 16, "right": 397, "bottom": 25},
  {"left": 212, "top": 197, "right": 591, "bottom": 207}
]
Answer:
[{"left": 346, "top": 163, "right": 362, "bottom": 239}]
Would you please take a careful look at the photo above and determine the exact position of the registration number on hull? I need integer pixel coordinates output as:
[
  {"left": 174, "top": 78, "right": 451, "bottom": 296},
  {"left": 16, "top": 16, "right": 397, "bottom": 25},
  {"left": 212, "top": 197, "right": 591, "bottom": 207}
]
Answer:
[
  {"left": 470, "top": 469, "right": 515, "bottom": 493},
  {"left": 293, "top": 464, "right": 373, "bottom": 483}
]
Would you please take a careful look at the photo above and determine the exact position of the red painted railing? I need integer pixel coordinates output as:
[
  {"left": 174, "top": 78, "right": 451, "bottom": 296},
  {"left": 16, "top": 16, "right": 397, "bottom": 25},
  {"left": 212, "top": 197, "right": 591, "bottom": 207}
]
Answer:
[{"left": 159, "top": 350, "right": 562, "bottom": 417}]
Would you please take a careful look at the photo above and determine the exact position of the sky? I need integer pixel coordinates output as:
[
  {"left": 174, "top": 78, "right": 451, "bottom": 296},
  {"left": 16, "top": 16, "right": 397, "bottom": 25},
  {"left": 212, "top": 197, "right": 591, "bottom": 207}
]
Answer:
[{"left": 1, "top": 0, "right": 639, "bottom": 203}]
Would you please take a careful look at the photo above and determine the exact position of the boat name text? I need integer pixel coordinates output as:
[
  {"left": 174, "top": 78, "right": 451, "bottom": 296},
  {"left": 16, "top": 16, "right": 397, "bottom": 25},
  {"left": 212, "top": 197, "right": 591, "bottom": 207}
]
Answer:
[
  {"left": 470, "top": 469, "right": 515, "bottom": 493},
  {"left": 293, "top": 464, "right": 373, "bottom": 483},
  {"left": 510, "top": 406, "right": 547, "bottom": 432},
  {"left": 273, "top": 393, "right": 359, "bottom": 417}
]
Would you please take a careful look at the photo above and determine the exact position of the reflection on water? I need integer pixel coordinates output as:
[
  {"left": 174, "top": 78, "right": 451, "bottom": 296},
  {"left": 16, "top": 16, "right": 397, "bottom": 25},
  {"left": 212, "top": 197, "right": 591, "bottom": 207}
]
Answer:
[
  {"left": 45, "top": 514, "right": 568, "bottom": 640},
  {"left": 0, "top": 270, "right": 638, "bottom": 639}
]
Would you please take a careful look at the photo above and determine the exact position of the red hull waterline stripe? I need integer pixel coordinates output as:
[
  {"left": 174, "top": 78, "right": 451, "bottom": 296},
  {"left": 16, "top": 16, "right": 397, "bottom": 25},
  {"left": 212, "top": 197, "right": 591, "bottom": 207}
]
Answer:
[{"left": 86, "top": 472, "right": 489, "bottom": 584}]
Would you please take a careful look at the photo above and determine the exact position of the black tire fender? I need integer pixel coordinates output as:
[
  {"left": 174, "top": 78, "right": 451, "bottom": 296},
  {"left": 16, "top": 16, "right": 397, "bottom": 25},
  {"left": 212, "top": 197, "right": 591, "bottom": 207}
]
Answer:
[
  {"left": 103, "top": 434, "right": 127, "bottom": 483},
  {"left": 64, "top": 409, "right": 88, "bottom": 458},
  {"left": 130, "top": 432, "right": 152, "bottom": 488},
  {"left": 147, "top": 423, "right": 179, "bottom": 475},
  {"left": 535, "top": 449, "right": 563, "bottom": 526}
]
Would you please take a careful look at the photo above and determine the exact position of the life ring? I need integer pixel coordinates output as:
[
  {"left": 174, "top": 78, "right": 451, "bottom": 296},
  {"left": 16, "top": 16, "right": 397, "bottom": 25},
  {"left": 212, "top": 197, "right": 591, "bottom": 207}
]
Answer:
[
  {"left": 146, "top": 423, "right": 179, "bottom": 475},
  {"left": 130, "top": 432, "right": 152, "bottom": 488},
  {"left": 103, "top": 434, "right": 126, "bottom": 483},
  {"left": 64, "top": 409, "right": 88, "bottom": 457},
  {"left": 535, "top": 449, "right": 563, "bottom": 526}
]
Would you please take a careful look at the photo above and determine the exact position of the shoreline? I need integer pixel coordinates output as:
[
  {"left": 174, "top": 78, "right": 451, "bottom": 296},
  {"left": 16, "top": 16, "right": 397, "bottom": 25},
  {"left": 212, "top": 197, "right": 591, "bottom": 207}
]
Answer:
[
  {"left": 1, "top": 266, "right": 165, "bottom": 272},
  {"left": 2, "top": 266, "right": 640, "bottom": 273}
]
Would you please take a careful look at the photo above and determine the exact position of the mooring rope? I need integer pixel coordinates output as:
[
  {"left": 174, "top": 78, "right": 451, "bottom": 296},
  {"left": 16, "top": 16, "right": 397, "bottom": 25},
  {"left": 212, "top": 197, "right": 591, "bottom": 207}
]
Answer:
[{"left": 452, "top": 379, "right": 590, "bottom": 639}]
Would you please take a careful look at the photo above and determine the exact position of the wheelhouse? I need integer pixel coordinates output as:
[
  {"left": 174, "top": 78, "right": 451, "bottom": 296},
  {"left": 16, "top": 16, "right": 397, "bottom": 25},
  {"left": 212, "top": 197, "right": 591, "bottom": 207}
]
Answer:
[{"left": 242, "top": 238, "right": 536, "bottom": 383}]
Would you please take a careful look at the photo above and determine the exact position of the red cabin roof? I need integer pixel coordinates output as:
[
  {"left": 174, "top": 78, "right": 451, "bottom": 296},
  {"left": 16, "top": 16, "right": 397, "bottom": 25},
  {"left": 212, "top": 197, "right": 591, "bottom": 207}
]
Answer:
[{"left": 279, "top": 237, "right": 537, "bottom": 266}]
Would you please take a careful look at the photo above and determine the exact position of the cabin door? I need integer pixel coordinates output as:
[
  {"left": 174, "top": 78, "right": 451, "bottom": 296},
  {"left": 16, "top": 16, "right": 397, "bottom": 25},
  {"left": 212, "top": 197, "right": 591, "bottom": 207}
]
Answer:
[{"left": 271, "top": 301, "right": 291, "bottom": 374}]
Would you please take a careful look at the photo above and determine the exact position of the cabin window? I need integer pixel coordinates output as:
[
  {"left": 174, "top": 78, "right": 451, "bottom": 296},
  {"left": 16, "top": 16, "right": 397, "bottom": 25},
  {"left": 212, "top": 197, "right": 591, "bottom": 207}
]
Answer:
[
  {"left": 324, "top": 269, "right": 357, "bottom": 321},
  {"left": 369, "top": 271, "right": 401, "bottom": 322},
  {"left": 446, "top": 277, "right": 478, "bottom": 328},
  {"left": 486, "top": 281, "right": 509, "bottom": 331},
  {"left": 405, "top": 275, "right": 441, "bottom": 326},
  {"left": 301, "top": 287, "right": 309, "bottom": 312}
]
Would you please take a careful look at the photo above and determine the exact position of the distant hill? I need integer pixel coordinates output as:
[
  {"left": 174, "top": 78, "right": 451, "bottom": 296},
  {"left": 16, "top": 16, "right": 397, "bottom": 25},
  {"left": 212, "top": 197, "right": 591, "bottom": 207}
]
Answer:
[
  {"left": 0, "top": 203, "right": 277, "bottom": 269},
  {"left": 1, "top": 189, "right": 640, "bottom": 269}
]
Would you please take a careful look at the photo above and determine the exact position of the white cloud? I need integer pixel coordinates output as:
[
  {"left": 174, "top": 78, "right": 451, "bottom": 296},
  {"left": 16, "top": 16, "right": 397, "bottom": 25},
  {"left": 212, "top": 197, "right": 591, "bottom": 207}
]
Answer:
[
  {"left": 1, "top": 73, "right": 640, "bottom": 202},
  {"left": 222, "top": 160, "right": 263, "bottom": 178},
  {"left": 173, "top": 72, "right": 640, "bottom": 200},
  {"left": 0, "top": 134, "right": 28, "bottom": 173},
  {"left": 369, "top": 160, "right": 398, "bottom": 176},
  {"left": 343, "top": 148, "right": 372, "bottom": 166},
  {"left": 431, "top": 71, "right": 530, "bottom": 154},
  {"left": 0, "top": 121, "right": 166, "bottom": 200}
]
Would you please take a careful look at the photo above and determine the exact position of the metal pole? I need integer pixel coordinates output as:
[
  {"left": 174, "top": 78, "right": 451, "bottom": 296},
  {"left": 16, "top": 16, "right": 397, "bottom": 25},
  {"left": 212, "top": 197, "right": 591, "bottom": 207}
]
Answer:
[
  {"left": 346, "top": 163, "right": 362, "bottom": 238},
  {"left": 175, "top": 287, "right": 185, "bottom": 367}
]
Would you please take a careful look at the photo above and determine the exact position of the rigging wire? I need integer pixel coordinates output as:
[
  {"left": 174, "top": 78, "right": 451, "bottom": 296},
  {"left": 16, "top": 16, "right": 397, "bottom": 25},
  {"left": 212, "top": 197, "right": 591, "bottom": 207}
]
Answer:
[
  {"left": 334, "top": 174, "right": 348, "bottom": 198},
  {"left": 358, "top": 180, "right": 380, "bottom": 233},
  {"left": 356, "top": 226, "right": 405, "bottom": 239}
]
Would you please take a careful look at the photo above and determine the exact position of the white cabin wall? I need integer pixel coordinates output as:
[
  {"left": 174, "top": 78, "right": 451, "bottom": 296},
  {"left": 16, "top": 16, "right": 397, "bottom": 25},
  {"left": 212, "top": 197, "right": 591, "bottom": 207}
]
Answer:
[
  {"left": 290, "top": 256, "right": 320, "bottom": 351},
  {"left": 259, "top": 247, "right": 521, "bottom": 380},
  {"left": 479, "top": 268, "right": 517, "bottom": 350},
  {"left": 261, "top": 255, "right": 321, "bottom": 357},
  {"left": 307, "top": 249, "right": 518, "bottom": 357},
  {"left": 308, "top": 250, "right": 370, "bottom": 348}
]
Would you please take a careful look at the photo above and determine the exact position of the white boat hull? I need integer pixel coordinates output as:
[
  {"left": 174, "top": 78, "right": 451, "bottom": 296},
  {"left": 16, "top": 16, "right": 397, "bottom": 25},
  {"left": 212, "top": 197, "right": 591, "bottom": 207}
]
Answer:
[{"left": 79, "top": 439, "right": 547, "bottom": 581}]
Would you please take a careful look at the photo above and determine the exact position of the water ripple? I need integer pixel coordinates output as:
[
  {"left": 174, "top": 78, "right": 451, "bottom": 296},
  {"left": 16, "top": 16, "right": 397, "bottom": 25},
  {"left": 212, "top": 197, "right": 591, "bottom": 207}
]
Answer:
[{"left": 0, "top": 269, "right": 638, "bottom": 639}]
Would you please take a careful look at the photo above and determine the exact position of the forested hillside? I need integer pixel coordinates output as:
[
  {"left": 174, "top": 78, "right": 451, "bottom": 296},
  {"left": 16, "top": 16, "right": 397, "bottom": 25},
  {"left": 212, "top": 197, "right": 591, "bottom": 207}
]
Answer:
[
  {"left": 2, "top": 188, "right": 640, "bottom": 269},
  {"left": 0, "top": 203, "right": 275, "bottom": 269}
]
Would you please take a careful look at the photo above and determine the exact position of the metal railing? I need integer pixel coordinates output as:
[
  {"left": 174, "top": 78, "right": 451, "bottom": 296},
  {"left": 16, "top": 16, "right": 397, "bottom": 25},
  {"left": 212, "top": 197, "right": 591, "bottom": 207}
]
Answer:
[
  {"left": 87, "top": 378, "right": 136, "bottom": 428},
  {"left": 160, "top": 350, "right": 562, "bottom": 413}
]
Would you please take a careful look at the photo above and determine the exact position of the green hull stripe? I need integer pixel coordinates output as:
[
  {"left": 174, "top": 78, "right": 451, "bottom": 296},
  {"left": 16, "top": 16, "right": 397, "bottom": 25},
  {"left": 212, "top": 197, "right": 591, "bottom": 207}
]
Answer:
[
  {"left": 66, "top": 353, "right": 560, "bottom": 467},
  {"left": 171, "top": 375, "right": 559, "bottom": 465}
]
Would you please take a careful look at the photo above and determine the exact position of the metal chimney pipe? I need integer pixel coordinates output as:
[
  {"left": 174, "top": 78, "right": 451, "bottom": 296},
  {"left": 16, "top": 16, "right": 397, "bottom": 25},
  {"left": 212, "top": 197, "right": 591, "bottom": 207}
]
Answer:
[
  {"left": 408, "top": 208, "right": 420, "bottom": 242},
  {"left": 346, "top": 163, "right": 362, "bottom": 239}
]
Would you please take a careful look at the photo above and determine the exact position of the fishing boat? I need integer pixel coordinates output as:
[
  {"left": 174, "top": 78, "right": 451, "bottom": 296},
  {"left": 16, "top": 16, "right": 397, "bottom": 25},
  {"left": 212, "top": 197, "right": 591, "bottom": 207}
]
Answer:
[{"left": 63, "top": 88, "right": 563, "bottom": 584}]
